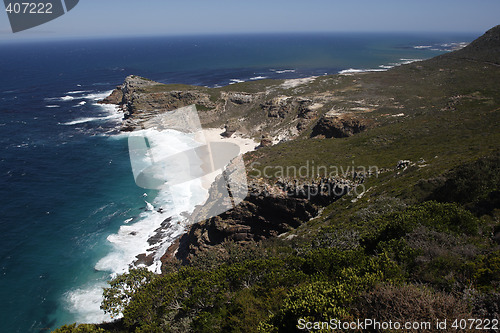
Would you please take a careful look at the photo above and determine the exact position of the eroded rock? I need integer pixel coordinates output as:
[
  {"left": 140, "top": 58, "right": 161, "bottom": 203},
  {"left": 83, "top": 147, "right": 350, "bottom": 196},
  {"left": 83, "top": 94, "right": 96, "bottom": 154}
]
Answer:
[{"left": 311, "top": 113, "right": 371, "bottom": 138}]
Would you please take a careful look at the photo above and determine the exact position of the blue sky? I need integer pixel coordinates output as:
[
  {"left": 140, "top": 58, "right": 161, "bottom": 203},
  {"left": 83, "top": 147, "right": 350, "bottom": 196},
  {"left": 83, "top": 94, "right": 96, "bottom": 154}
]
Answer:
[{"left": 1, "top": 0, "right": 499, "bottom": 41}]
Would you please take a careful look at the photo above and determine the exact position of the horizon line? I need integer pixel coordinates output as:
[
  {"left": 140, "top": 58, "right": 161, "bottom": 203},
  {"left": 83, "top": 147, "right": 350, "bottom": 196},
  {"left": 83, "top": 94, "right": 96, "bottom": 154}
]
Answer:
[{"left": 0, "top": 29, "right": 485, "bottom": 45}]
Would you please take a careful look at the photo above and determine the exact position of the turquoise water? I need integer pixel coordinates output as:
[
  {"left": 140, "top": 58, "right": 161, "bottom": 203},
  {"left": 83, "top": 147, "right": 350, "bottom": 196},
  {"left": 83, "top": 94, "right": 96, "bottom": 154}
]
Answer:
[{"left": 0, "top": 32, "right": 478, "bottom": 332}]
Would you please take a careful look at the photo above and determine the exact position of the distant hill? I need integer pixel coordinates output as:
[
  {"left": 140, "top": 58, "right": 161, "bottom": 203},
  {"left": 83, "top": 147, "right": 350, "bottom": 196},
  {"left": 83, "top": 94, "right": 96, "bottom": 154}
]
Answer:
[{"left": 445, "top": 25, "right": 500, "bottom": 64}]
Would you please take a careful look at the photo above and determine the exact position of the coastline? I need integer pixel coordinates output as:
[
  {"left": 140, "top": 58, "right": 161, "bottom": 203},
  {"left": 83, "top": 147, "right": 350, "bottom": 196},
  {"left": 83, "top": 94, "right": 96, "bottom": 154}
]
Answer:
[
  {"left": 93, "top": 35, "right": 474, "bottom": 275},
  {"left": 129, "top": 126, "right": 258, "bottom": 271},
  {"left": 42, "top": 25, "right": 500, "bottom": 333},
  {"left": 0, "top": 31, "right": 482, "bottom": 332}
]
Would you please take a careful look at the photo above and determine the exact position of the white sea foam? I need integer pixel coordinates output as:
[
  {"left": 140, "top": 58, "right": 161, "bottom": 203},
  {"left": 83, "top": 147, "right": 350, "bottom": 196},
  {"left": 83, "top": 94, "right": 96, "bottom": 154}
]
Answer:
[
  {"left": 46, "top": 105, "right": 60, "bottom": 108},
  {"left": 61, "top": 91, "right": 123, "bottom": 126},
  {"left": 145, "top": 201, "right": 154, "bottom": 211},
  {"left": 67, "top": 126, "right": 255, "bottom": 323},
  {"left": 338, "top": 68, "right": 387, "bottom": 74},
  {"left": 95, "top": 129, "right": 209, "bottom": 274},
  {"left": 249, "top": 76, "right": 268, "bottom": 80},
  {"left": 82, "top": 90, "right": 114, "bottom": 101},
  {"left": 66, "top": 90, "right": 88, "bottom": 95},
  {"left": 46, "top": 90, "right": 108, "bottom": 103},
  {"left": 66, "top": 129, "right": 207, "bottom": 323},
  {"left": 273, "top": 69, "right": 296, "bottom": 74},
  {"left": 94, "top": 103, "right": 120, "bottom": 115},
  {"left": 399, "top": 58, "right": 423, "bottom": 64},
  {"left": 413, "top": 42, "right": 468, "bottom": 52},
  {"left": 229, "top": 79, "right": 245, "bottom": 84},
  {"left": 61, "top": 113, "right": 122, "bottom": 126},
  {"left": 340, "top": 58, "right": 426, "bottom": 75},
  {"left": 62, "top": 117, "right": 102, "bottom": 125},
  {"left": 73, "top": 101, "right": 87, "bottom": 107},
  {"left": 64, "top": 283, "right": 114, "bottom": 324}
]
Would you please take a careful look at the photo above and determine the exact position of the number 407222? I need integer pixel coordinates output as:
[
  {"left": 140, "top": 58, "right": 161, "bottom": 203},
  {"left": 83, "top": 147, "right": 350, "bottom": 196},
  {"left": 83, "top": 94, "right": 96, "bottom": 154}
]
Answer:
[{"left": 5, "top": 2, "right": 53, "bottom": 14}]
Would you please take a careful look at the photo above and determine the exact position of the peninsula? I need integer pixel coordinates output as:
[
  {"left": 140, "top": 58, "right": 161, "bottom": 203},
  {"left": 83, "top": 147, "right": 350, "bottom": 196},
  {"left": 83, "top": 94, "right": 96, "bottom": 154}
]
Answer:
[{"left": 55, "top": 25, "right": 500, "bottom": 333}]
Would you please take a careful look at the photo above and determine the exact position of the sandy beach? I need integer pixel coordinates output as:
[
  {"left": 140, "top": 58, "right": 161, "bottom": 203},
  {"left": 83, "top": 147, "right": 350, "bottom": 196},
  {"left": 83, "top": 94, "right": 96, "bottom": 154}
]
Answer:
[
  {"left": 193, "top": 128, "right": 257, "bottom": 189},
  {"left": 199, "top": 128, "right": 258, "bottom": 155}
]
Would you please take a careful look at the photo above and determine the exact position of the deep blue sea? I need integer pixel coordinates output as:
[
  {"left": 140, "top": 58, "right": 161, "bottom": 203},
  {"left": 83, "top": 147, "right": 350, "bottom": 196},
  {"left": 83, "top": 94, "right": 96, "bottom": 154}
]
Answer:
[{"left": 0, "top": 32, "right": 479, "bottom": 332}]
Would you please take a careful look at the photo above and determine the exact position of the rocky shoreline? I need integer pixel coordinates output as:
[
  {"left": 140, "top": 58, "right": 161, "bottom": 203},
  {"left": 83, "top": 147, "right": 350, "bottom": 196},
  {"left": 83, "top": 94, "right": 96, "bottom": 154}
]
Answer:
[
  {"left": 99, "top": 74, "right": 376, "bottom": 270},
  {"left": 99, "top": 74, "right": 374, "bottom": 144},
  {"left": 101, "top": 26, "right": 500, "bottom": 269}
]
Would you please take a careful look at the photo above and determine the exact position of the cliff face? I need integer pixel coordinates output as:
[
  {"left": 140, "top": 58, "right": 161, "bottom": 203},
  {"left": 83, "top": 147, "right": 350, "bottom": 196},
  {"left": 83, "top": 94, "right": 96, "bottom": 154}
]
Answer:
[
  {"left": 311, "top": 111, "right": 373, "bottom": 138},
  {"left": 172, "top": 176, "right": 359, "bottom": 263},
  {"left": 100, "top": 75, "right": 373, "bottom": 141},
  {"left": 100, "top": 75, "right": 217, "bottom": 131}
]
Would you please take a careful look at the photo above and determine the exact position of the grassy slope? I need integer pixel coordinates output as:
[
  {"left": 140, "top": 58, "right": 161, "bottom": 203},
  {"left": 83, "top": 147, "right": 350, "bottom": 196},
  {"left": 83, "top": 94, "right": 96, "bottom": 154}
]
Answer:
[{"left": 247, "top": 56, "right": 500, "bottom": 235}]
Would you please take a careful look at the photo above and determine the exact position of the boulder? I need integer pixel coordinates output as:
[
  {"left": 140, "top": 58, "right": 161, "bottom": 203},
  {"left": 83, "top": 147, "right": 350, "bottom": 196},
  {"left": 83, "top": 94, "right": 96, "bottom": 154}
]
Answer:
[
  {"left": 221, "top": 121, "right": 239, "bottom": 138},
  {"left": 258, "top": 135, "right": 273, "bottom": 148},
  {"left": 311, "top": 113, "right": 370, "bottom": 138}
]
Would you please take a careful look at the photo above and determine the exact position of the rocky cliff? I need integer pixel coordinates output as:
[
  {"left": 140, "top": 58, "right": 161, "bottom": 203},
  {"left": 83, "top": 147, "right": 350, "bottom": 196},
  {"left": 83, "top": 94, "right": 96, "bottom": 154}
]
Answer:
[
  {"left": 100, "top": 74, "right": 374, "bottom": 142},
  {"left": 171, "top": 175, "right": 360, "bottom": 264}
]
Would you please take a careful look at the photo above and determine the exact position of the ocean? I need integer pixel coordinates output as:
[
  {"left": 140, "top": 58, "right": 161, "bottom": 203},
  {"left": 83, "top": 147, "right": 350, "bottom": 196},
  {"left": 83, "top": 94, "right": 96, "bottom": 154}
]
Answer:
[{"left": 0, "top": 32, "right": 478, "bottom": 332}]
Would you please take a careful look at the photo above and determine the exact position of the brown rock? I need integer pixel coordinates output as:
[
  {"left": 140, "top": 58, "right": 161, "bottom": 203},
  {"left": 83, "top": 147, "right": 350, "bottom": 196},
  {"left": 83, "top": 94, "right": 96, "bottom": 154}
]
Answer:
[
  {"left": 311, "top": 113, "right": 371, "bottom": 138},
  {"left": 221, "top": 121, "right": 238, "bottom": 138},
  {"left": 173, "top": 177, "right": 354, "bottom": 264},
  {"left": 258, "top": 135, "right": 273, "bottom": 148},
  {"left": 99, "top": 87, "right": 123, "bottom": 105}
]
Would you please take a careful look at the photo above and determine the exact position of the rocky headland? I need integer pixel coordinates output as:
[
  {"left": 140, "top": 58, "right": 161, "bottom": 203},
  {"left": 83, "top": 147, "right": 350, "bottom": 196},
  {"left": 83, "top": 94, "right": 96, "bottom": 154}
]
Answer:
[{"left": 99, "top": 25, "right": 500, "bottom": 269}]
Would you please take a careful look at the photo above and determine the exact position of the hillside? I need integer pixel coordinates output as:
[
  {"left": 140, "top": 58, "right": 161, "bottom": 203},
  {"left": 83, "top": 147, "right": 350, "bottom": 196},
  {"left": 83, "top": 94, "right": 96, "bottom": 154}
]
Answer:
[{"left": 56, "top": 26, "right": 500, "bottom": 333}]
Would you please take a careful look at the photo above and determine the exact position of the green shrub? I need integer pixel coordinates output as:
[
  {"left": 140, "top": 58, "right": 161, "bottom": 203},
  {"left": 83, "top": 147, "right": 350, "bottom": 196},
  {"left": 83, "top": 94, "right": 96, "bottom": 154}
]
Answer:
[
  {"left": 101, "top": 268, "right": 156, "bottom": 319},
  {"left": 363, "top": 201, "right": 480, "bottom": 254},
  {"left": 259, "top": 268, "right": 382, "bottom": 333},
  {"left": 52, "top": 324, "right": 106, "bottom": 333},
  {"left": 467, "top": 251, "right": 500, "bottom": 291},
  {"left": 429, "top": 153, "right": 500, "bottom": 215}
]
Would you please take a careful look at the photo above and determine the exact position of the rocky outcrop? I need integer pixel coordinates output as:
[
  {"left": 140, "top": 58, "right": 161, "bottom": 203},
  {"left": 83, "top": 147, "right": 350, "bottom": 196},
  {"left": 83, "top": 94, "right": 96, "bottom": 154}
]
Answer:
[
  {"left": 260, "top": 96, "right": 313, "bottom": 119},
  {"left": 101, "top": 72, "right": 380, "bottom": 143},
  {"left": 171, "top": 176, "right": 357, "bottom": 264},
  {"left": 100, "top": 87, "right": 123, "bottom": 104},
  {"left": 228, "top": 92, "right": 257, "bottom": 105},
  {"left": 221, "top": 120, "right": 239, "bottom": 138},
  {"left": 100, "top": 75, "right": 217, "bottom": 131},
  {"left": 311, "top": 112, "right": 371, "bottom": 138},
  {"left": 258, "top": 135, "right": 273, "bottom": 148}
]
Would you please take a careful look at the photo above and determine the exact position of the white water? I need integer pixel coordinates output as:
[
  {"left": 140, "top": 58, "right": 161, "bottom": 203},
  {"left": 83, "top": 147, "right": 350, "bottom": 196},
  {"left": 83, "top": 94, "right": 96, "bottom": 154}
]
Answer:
[
  {"left": 65, "top": 127, "right": 212, "bottom": 324},
  {"left": 338, "top": 58, "right": 424, "bottom": 74}
]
